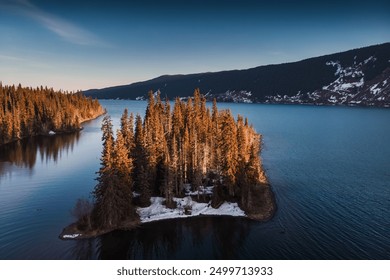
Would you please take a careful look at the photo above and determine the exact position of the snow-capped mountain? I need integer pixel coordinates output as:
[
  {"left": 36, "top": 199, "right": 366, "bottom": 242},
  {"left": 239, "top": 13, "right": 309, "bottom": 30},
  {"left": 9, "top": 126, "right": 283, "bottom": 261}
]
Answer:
[
  {"left": 265, "top": 55, "right": 390, "bottom": 107},
  {"left": 85, "top": 43, "right": 390, "bottom": 107}
]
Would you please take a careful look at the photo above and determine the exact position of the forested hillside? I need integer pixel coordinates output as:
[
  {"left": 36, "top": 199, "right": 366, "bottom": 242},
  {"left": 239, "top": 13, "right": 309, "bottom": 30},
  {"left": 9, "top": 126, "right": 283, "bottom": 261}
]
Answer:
[
  {"left": 0, "top": 83, "right": 104, "bottom": 145},
  {"left": 84, "top": 43, "right": 390, "bottom": 107}
]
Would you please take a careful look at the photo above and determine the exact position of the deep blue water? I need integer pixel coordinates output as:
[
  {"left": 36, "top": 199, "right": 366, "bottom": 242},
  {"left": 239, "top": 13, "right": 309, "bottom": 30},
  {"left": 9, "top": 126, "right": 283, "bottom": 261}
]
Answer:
[{"left": 0, "top": 100, "right": 389, "bottom": 259}]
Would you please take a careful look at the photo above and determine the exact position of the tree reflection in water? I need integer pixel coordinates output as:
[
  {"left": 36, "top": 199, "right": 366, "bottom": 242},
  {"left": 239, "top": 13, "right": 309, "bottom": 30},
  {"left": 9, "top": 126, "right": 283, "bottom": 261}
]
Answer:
[
  {"left": 95, "top": 216, "right": 253, "bottom": 260},
  {"left": 0, "top": 132, "right": 80, "bottom": 175},
  {"left": 69, "top": 239, "right": 98, "bottom": 260}
]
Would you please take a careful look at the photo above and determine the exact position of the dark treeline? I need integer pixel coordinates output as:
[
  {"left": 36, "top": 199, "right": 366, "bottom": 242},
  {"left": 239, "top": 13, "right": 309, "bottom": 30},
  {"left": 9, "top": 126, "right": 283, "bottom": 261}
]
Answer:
[
  {"left": 89, "top": 89, "right": 267, "bottom": 231},
  {"left": 0, "top": 83, "right": 104, "bottom": 145}
]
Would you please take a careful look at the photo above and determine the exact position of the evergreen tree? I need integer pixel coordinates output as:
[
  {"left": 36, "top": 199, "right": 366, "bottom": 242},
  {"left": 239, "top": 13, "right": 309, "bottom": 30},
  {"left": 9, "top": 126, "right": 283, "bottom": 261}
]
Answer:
[
  {"left": 120, "top": 108, "right": 134, "bottom": 152},
  {"left": 112, "top": 130, "right": 136, "bottom": 222},
  {"left": 219, "top": 110, "right": 238, "bottom": 196},
  {"left": 99, "top": 115, "right": 115, "bottom": 172},
  {"left": 93, "top": 117, "right": 136, "bottom": 229},
  {"left": 93, "top": 115, "right": 115, "bottom": 228},
  {"left": 210, "top": 98, "right": 220, "bottom": 175},
  {"left": 114, "top": 130, "right": 133, "bottom": 191},
  {"left": 133, "top": 114, "right": 151, "bottom": 207}
]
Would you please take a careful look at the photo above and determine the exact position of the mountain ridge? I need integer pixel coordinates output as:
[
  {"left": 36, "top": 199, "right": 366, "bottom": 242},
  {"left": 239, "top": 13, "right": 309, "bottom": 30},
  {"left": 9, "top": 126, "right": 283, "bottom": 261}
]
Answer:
[{"left": 84, "top": 43, "right": 390, "bottom": 107}]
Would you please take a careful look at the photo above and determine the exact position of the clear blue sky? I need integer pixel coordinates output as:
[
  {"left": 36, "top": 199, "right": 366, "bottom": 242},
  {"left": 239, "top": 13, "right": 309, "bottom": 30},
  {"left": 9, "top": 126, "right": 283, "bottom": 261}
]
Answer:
[{"left": 1, "top": 0, "right": 389, "bottom": 91}]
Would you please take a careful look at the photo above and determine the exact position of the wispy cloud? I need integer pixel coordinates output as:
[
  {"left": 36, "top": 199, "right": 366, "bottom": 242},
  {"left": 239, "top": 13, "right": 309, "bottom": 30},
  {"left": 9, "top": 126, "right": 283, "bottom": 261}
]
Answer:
[
  {"left": 1, "top": 0, "right": 108, "bottom": 47},
  {"left": 0, "top": 53, "right": 52, "bottom": 69},
  {"left": 0, "top": 54, "right": 25, "bottom": 61}
]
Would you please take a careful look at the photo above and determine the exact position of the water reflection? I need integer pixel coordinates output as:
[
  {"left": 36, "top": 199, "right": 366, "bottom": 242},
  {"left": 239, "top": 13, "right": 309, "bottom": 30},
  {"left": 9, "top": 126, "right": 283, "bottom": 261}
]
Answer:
[
  {"left": 69, "top": 239, "right": 98, "bottom": 260},
  {"left": 0, "top": 132, "right": 80, "bottom": 174},
  {"left": 211, "top": 217, "right": 252, "bottom": 259},
  {"left": 95, "top": 216, "right": 252, "bottom": 260}
]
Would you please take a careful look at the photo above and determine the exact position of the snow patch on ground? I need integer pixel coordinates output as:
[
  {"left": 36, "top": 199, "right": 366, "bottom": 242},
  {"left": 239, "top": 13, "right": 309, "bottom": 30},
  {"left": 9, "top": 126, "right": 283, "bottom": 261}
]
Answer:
[
  {"left": 62, "top": 233, "right": 81, "bottom": 239},
  {"left": 370, "top": 83, "right": 381, "bottom": 95},
  {"left": 364, "top": 56, "right": 376, "bottom": 64},
  {"left": 326, "top": 61, "right": 342, "bottom": 75},
  {"left": 137, "top": 196, "right": 246, "bottom": 223},
  {"left": 184, "top": 184, "right": 213, "bottom": 196},
  {"left": 322, "top": 60, "right": 365, "bottom": 93}
]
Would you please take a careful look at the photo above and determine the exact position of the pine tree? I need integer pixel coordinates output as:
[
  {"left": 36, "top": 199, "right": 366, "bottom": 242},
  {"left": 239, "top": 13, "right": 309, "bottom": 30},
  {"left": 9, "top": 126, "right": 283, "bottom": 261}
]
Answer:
[
  {"left": 99, "top": 115, "right": 115, "bottom": 172},
  {"left": 113, "top": 130, "right": 133, "bottom": 191},
  {"left": 211, "top": 98, "right": 220, "bottom": 176},
  {"left": 171, "top": 97, "right": 184, "bottom": 193},
  {"left": 133, "top": 114, "right": 151, "bottom": 207},
  {"left": 120, "top": 108, "right": 134, "bottom": 152},
  {"left": 93, "top": 118, "right": 137, "bottom": 229},
  {"left": 219, "top": 110, "right": 238, "bottom": 197},
  {"left": 237, "top": 114, "right": 249, "bottom": 163},
  {"left": 112, "top": 130, "right": 136, "bottom": 222},
  {"left": 93, "top": 115, "right": 115, "bottom": 228}
]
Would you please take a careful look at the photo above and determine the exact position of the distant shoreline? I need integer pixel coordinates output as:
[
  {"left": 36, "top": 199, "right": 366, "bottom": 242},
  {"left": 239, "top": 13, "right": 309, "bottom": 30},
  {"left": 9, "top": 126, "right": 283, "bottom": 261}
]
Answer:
[{"left": 0, "top": 111, "right": 105, "bottom": 147}]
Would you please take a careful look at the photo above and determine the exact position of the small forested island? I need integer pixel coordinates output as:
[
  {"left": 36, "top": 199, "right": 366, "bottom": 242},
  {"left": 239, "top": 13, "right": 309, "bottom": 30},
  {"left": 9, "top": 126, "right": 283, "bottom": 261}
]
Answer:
[
  {"left": 61, "top": 90, "right": 275, "bottom": 239},
  {"left": 0, "top": 83, "right": 104, "bottom": 146}
]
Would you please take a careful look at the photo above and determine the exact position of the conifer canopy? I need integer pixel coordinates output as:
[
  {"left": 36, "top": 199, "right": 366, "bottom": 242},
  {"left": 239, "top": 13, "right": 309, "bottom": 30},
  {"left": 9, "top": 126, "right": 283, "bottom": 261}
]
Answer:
[{"left": 92, "top": 89, "right": 267, "bottom": 229}]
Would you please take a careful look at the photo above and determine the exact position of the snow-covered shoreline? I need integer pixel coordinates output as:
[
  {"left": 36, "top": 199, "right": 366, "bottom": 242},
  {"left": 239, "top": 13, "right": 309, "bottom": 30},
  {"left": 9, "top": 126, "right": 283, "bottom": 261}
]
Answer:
[
  {"left": 137, "top": 196, "right": 246, "bottom": 223},
  {"left": 60, "top": 183, "right": 275, "bottom": 240},
  {"left": 60, "top": 197, "right": 246, "bottom": 240}
]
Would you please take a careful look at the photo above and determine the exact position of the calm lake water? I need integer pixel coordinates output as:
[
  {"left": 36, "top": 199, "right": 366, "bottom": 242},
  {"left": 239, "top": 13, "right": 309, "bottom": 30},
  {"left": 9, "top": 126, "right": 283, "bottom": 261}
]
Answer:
[{"left": 0, "top": 100, "right": 389, "bottom": 259}]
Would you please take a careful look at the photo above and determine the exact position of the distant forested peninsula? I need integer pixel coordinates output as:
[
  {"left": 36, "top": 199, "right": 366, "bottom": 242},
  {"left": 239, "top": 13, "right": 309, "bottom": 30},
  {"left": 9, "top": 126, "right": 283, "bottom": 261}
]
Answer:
[
  {"left": 61, "top": 89, "right": 275, "bottom": 239},
  {"left": 0, "top": 83, "right": 104, "bottom": 145}
]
